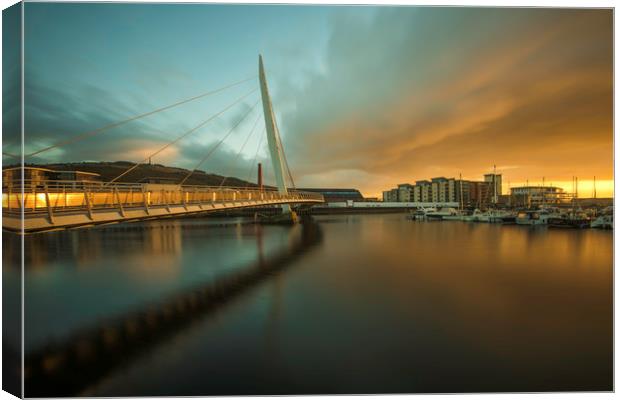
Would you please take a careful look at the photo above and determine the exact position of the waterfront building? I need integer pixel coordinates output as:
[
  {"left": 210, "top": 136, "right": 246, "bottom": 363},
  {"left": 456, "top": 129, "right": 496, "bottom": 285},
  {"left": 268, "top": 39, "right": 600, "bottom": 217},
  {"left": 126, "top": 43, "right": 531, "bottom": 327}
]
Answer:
[
  {"left": 431, "top": 177, "right": 447, "bottom": 202},
  {"left": 468, "top": 180, "right": 494, "bottom": 208},
  {"left": 3, "top": 167, "right": 55, "bottom": 187},
  {"left": 382, "top": 188, "right": 398, "bottom": 202},
  {"left": 383, "top": 172, "right": 503, "bottom": 208},
  {"left": 484, "top": 173, "right": 502, "bottom": 202},
  {"left": 509, "top": 186, "right": 570, "bottom": 207},
  {"left": 413, "top": 180, "right": 431, "bottom": 202},
  {"left": 3, "top": 166, "right": 101, "bottom": 187},
  {"left": 397, "top": 183, "right": 414, "bottom": 202}
]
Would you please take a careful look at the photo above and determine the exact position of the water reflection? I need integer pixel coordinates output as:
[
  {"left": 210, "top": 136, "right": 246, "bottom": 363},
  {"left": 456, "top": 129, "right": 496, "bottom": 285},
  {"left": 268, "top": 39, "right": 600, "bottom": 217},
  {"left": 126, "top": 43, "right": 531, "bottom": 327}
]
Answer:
[
  {"left": 20, "top": 218, "right": 306, "bottom": 352},
  {"left": 88, "top": 215, "right": 611, "bottom": 396},
  {"left": 9, "top": 214, "right": 613, "bottom": 396},
  {"left": 23, "top": 219, "right": 322, "bottom": 397}
]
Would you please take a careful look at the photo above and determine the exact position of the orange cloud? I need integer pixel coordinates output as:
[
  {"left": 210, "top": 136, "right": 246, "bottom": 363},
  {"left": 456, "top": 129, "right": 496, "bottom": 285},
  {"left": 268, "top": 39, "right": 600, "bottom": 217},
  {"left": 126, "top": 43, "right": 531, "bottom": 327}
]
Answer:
[{"left": 283, "top": 9, "right": 612, "bottom": 198}]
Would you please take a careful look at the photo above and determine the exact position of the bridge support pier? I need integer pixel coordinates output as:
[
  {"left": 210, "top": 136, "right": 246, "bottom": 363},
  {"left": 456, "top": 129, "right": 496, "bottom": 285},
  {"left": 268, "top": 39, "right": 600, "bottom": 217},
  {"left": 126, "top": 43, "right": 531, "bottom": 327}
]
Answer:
[{"left": 257, "top": 209, "right": 298, "bottom": 225}]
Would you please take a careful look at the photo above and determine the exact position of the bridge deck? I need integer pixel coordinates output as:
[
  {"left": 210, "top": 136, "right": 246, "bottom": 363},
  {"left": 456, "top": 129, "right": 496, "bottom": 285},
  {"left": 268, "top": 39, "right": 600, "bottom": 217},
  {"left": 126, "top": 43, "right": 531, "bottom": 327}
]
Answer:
[{"left": 2, "top": 180, "right": 324, "bottom": 233}]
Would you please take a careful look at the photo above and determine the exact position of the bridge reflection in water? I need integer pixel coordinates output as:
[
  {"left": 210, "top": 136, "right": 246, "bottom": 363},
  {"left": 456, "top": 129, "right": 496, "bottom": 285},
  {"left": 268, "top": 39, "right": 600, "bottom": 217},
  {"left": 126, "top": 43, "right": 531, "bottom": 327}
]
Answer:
[
  {"left": 2, "top": 180, "right": 324, "bottom": 233},
  {"left": 4, "top": 218, "right": 322, "bottom": 397}
]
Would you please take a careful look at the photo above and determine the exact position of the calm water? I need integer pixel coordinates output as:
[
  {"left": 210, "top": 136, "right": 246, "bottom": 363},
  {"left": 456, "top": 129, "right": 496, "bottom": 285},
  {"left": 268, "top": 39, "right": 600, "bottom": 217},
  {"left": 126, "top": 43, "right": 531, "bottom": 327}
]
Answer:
[{"left": 5, "top": 213, "right": 613, "bottom": 394}]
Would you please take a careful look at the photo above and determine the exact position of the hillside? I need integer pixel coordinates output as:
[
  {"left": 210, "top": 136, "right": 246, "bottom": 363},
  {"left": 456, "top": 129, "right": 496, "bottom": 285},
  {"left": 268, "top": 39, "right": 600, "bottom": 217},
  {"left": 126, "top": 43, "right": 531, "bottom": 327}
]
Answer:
[{"left": 16, "top": 161, "right": 261, "bottom": 187}]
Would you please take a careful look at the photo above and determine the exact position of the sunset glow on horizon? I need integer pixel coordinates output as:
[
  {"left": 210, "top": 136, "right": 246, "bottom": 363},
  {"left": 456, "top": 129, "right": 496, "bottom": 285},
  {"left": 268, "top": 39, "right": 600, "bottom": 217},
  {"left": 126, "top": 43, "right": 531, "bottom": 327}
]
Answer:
[{"left": 2, "top": 5, "right": 612, "bottom": 197}]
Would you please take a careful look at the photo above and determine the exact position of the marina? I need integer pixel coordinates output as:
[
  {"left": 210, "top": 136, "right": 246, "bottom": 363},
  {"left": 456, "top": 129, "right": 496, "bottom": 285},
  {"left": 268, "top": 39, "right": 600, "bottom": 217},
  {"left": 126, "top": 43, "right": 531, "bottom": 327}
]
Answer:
[
  {"left": 4, "top": 213, "right": 612, "bottom": 395},
  {"left": 406, "top": 205, "right": 612, "bottom": 229}
]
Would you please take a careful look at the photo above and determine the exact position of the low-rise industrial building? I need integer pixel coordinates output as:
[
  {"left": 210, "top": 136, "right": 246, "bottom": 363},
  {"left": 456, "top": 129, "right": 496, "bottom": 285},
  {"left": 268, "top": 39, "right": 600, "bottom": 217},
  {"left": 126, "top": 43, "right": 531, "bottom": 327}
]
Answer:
[{"left": 298, "top": 188, "right": 364, "bottom": 203}]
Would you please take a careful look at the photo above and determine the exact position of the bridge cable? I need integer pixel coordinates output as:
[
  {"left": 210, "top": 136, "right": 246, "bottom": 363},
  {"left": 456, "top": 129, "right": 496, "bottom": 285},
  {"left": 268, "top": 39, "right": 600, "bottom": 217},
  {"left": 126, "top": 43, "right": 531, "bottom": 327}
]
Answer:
[
  {"left": 179, "top": 99, "right": 260, "bottom": 186},
  {"left": 25, "top": 76, "right": 257, "bottom": 159},
  {"left": 217, "top": 113, "right": 263, "bottom": 188},
  {"left": 245, "top": 128, "right": 266, "bottom": 186},
  {"left": 105, "top": 88, "right": 258, "bottom": 185},
  {"left": 274, "top": 125, "right": 297, "bottom": 189},
  {"left": 280, "top": 139, "right": 297, "bottom": 189}
]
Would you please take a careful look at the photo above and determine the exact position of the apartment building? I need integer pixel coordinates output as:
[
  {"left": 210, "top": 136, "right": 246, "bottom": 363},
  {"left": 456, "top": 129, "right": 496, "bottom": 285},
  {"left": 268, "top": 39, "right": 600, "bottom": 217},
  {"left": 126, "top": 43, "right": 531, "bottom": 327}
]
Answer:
[{"left": 383, "top": 173, "right": 503, "bottom": 208}]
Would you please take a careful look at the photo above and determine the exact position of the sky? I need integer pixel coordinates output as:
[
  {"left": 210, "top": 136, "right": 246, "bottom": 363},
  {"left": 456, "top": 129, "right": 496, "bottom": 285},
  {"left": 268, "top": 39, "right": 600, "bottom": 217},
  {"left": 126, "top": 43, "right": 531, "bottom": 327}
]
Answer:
[{"left": 2, "top": 4, "right": 613, "bottom": 197}]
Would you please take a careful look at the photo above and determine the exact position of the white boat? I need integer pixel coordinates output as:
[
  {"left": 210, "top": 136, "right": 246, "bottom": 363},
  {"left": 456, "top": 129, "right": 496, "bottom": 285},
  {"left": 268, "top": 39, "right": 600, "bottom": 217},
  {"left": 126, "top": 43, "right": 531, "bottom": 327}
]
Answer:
[
  {"left": 591, "top": 214, "right": 613, "bottom": 229},
  {"left": 476, "top": 209, "right": 513, "bottom": 223},
  {"left": 426, "top": 207, "right": 459, "bottom": 220},
  {"left": 591, "top": 207, "right": 613, "bottom": 229},
  {"left": 407, "top": 207, "right": 436, "bottom": 220},
  {"left": 462, "top": 209, "right": 484, "bottom": 222},
  {"left": 515, "top": 209, "right": 558, "bottom": 226},
  {"left": 442, "top": 209, "right": 468, "bottom": 221}
]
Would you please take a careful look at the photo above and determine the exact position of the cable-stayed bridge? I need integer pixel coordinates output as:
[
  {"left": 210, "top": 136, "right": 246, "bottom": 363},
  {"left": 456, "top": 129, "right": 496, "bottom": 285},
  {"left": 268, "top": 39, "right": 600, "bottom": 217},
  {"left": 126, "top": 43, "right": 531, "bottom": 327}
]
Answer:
[{"left": 2, "top": 56, "right": 324, "bottom": 233}]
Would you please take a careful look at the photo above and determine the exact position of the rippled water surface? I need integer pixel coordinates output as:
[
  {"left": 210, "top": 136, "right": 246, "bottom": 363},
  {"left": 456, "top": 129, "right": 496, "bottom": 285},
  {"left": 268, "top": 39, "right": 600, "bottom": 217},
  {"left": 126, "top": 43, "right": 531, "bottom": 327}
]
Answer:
[{"left": 5, "top": 213, "right": 613, "bottom": 394}]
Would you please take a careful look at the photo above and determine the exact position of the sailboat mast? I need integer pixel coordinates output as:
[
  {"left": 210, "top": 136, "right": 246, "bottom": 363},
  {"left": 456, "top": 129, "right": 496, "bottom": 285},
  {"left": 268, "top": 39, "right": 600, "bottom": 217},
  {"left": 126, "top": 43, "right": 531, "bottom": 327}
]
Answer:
[
  {"left": 576, "top": 177, "right": 579, "bottom": 200},
  {"left": 493, "top": 164, "right": 497, "bottom": 205},
  {"left": 575, "top": 176, "right": 579, "bottom": 215},
  {"left": 542, "top": 177, "right": 545, "bottom": 207},
  {"left": 459, "top": 173, "right": 463, "bottom": 211}
]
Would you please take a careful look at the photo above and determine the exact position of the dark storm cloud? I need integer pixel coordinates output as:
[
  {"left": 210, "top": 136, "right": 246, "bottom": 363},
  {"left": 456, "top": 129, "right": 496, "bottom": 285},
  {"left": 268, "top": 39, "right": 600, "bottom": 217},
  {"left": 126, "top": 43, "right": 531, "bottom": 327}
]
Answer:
[
  {"left": 2, "top": 3, "right": 22, "bottom": 151},
  {"left": 13, "top": 68, "right": 259, "bottom": 177}
]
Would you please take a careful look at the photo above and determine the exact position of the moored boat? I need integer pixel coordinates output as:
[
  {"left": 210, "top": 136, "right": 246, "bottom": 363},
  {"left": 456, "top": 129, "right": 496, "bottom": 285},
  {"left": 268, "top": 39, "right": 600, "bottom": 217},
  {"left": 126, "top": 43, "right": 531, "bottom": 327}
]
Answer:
[
  {"left": 476, "top": 209, "right": 514, "bottom": 223},
  {"left": 501, "top": 215, "right": 516, "bottom": 224},
  {"left": 407, "top": 207, "right": 437, "bottom": 221},
  {"left": 591, "top": 214, "right": 613, "bottom": 229},
  {"left": 462, "top": 209, "right": 484, "bottom": 222},
  {"left": 548, "top": 215, "right": 590, "bottom": 229},
  {"left": 548, "top": 207, "right": 590, "bottom": 229},
  {"left": 591, "top": 207, "right": 613, "bottom": 229},
  {"left": 426, "top": 207, "right": 458, "bottom": 220},
  {"left": 439, "top": 208, "right": 469, "bottom": 221},
  {"left": 515, "top": 209, "right": 556, "bottom": 226}
]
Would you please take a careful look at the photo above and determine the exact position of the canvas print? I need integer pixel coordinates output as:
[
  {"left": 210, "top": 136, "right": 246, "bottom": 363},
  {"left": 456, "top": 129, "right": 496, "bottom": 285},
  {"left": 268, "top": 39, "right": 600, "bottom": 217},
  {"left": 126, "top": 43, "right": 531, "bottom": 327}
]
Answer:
[{"left": 1, "top": 2, "right": 614, "bottom": 397}]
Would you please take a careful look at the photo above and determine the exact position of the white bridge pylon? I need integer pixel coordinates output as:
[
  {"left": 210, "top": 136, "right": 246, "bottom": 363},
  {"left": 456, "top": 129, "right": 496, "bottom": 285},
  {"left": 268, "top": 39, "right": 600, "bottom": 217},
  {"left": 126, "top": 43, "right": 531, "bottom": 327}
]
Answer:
[{"left": 258, "top": 55, "right": 292, "bottom": 214}]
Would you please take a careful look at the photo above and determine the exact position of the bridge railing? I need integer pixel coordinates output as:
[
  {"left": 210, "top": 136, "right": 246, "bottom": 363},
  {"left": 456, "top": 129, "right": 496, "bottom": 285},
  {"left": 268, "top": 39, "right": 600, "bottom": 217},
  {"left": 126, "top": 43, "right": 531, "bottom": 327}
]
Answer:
[{"left": 2, "top": 180, "right": 324, "bottom": 213}]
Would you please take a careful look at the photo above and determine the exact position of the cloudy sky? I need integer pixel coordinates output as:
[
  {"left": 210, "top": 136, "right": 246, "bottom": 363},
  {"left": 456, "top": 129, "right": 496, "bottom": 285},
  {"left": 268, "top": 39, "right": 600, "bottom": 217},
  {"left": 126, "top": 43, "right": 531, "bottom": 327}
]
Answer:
[{"left": 3, "top": 4, "right": 613, "bottom": 197}]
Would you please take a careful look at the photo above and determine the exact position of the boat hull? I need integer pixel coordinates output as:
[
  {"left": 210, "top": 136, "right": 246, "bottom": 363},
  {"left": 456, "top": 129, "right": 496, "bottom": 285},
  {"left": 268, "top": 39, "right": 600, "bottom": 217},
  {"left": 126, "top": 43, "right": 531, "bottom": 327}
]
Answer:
[
  {"left": 591, "top": 215, "right": 613, "bottom": 229},
  {"left": 548, "top": 217, "right": 590, "bottom": 229}
]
